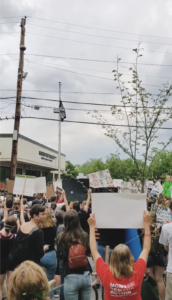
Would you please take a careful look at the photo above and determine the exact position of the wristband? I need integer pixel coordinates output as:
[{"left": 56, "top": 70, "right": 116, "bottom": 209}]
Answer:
[{"left": 144, "top": 234, "right": 151, "bottom": 237}]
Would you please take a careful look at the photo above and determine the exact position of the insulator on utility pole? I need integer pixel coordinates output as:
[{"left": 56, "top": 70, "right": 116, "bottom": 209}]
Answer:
[{"left": 10, "top": 17, "right": 26, "bottom": 180}]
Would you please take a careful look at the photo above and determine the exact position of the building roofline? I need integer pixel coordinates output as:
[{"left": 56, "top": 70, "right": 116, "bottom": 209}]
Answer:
[{"left": 0, "top": 133, "right": 66, "bottom": 157}]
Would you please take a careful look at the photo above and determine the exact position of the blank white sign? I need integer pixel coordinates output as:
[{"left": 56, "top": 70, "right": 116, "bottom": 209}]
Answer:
[
  {"left": 92, "top": 193, "right": 147, "bottom": 228},
  {"left": 34, "top": 177, "right": 46, "bottom": 193},
  {"left": 13, "top": 176, "right": 36, "bottom": 197}
]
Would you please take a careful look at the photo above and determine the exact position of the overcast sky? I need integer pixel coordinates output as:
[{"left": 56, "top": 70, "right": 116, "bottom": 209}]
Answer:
[{"left": 0, "top": 0, "right": 172, "bottom": 165}]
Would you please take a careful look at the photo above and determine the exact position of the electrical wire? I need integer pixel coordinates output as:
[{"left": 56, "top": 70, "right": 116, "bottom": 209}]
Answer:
[
  {"left": 1, "top": 115, "right": 172, "bottom": 130},
  {"left": 26, "top": 54, "right": 172, "bottom": 67},
  {"left": 25, "top": 24, "right": 172, "bottom": 48},
  {"left": 28, "top": 16, "right": 172, "bottom": 40},
  {"left": 1, "top": 96, "right": 171, "bottom": 110},
  {"left": 28, "top": 60, "right": 167, "bottom": 87},
  {"left": 26, "top": 59, "right": 172, "bottom": 79}
]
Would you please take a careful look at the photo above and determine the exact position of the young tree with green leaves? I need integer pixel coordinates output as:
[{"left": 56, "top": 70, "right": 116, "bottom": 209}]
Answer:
[{"left": 94, "top": 46, "right": 172, "bottom": 192}]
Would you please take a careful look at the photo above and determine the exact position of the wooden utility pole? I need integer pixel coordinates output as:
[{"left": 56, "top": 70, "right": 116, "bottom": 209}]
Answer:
[{"left": 10, "top": 17, "right": 26, "bottom": 180}]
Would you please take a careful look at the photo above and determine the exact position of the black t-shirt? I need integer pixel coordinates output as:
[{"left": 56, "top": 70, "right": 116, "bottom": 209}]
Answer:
[
  {"left": 98, "top": 229, "right": 126, "bottom": 249},
  {"left": 9, "top": 228, "right": 44, "bottom": 270},
  {"left": 78, "top": 210, "right": 89, "bottom": 234},
  {"left": 42, "top": 226, "right": 57, "bottom": 252},
  {"left": 0, "top": 232, "right": 16, "bottom": 258}
]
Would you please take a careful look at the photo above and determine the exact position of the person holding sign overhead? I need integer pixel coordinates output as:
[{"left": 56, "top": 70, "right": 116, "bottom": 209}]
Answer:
[{"left": 88, "top": 211, "right": 151, "bottom": 300}]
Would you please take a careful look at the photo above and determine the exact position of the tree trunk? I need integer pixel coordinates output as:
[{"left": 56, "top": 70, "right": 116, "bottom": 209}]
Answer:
[{"left": 141, "top": 179, "right": 145, "bottom": 193}]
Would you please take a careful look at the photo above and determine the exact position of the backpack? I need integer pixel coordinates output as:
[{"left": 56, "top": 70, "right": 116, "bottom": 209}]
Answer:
[
  {"left": 68, "top": 242, "right": 88, "bottom": 269},
  {"left": 8, "top": 226, "right": 39, "bottom": 265}
]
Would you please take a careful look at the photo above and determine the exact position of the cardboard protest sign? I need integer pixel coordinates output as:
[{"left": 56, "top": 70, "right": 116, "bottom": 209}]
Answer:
[
  {"left": 6, "top": 180, "right": 14, "bottom": 194},
  {"left": 151, "top": 204, "right": 171, "bottom": 227},
  {"left": 13, "top": 175, "right": 36, "bottom": 197},
  {"left": 88, "top": 169, "right": 114, "bottom": 188},
  {"left": 46, "top": 185, "right": 55, "bottom": 200},
  {"left": 34, "top": 177, "right": 46, "bottom": 193},
  {"left": 92, "top": 193, "right": 147, "bottom": 228}
]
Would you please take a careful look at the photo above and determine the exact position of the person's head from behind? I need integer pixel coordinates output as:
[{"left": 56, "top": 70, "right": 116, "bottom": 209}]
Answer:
[
  {"left": 109, "top": 244, "right": 134, "bottom": 279},
  {"left": 4, "top": 216, "right": 17, "bottom": 234},
  {"left": 30, "top": 204, "right": 46, "bottom": 224},
  {"left": 64, "top": 209, "right": 80, "bottom": 230},
  {"left": 51, "top": 202, "right": 56, "bottom": 211},
  {"left": 39, "top": 208, "right": 55, "bottom": 229},
  {"left": 23, "top": 198, "right": 27, "bottom": 205},
  {"left": 7, "top": 260, "right": 50, "bottom": 300},
  {"left": 62, "top": 210, "right": 86, "bottom": 246},
  {"left": 55, "top": 211, "right": 64, "bottom": 225},
  {"left": 13, "top": 200, "right": 20, "bottom": 211},
  {"left": 73, "top": 202, "right": 80, "bottom": 212},
  {"left": 6, "top": 199, "right": 14, "bottom": 209},
  {"left": 80, "top": 201, "right": 86, "bottom": 210}
]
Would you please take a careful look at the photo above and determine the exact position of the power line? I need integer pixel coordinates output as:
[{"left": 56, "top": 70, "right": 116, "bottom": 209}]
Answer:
[
  {"left": 1, "top": 96, "right": 171, "bottom": 110},
  {"left": 1, "top": 115, "right": 172, "bottom": 130},
  {"left": 26, "top": 54, "right": 172, "bottom": 67},
  {"left": 0, "top": 90, "right": 121, "bottom": 95},
  {"left": 2, "top": 29, "right": 172, "bottom": 55},
  {"left": 29, "top": 16, "right": 172, "bottom": 40},
  {"left": 29, "top": 60, "right": 113, "bottom": 81},
  {"left": 25, "top": 59, "right": 172, "bottom": 80},
  {"left": 26, "top": 23, "right": 172, "bottom": 48},
  {"left": 28, "top": 60, "right": 167, "bottom": 87},
  {"left": 0, "top": 91, "right": 170, "bottom": 96}
]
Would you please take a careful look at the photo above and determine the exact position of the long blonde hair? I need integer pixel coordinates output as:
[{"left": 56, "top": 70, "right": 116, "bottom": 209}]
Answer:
[
  {"left": 39, "top": 208, "right": 55, "bottom": 229},
  {"left": 7, "top": 261, "right": 50, "bottom": 300},
  {"left": 109, "top": 244, "right": 134, "bottom": 279}
]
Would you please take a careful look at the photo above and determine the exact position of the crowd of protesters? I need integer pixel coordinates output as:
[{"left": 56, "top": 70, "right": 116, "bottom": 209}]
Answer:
[{"left": 0, "top": 185, "right": 172, "bottom": 300}]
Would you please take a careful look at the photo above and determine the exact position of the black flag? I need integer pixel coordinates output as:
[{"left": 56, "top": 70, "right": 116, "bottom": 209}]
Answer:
[{"left": 59, "top": 100, "right": 66, "bottom": 122}]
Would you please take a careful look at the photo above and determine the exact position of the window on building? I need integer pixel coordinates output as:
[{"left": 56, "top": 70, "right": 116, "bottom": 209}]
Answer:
[
  {"left": 16, "top": 168, "right": 22, "bottom": 175},
  {"left": 26, "top": 170, "right": 40, "bottom": 177},
  {"left": 0, "top": 167, "right": 10, "bottom": 181}
]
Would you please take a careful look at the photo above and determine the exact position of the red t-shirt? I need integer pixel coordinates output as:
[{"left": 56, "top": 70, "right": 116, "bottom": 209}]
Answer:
[
  {"left": 96, "top": 257, "right": 146, "bottom": 300},
  {"left": 57, "top": 195, "right": 63, "bottom": 204}
]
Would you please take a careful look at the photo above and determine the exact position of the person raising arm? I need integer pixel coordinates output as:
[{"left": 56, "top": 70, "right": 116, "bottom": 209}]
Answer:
[{"left": 88, "top": 211, "right": 151, "bottom": 300}]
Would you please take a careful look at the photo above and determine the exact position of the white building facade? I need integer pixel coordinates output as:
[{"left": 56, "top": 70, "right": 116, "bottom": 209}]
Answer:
[{"left": 0, "top": 134, "right": 66, "bottom": 182}]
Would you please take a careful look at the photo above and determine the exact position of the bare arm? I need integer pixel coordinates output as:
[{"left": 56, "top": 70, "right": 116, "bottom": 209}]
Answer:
[
  {"left": 3, "top": 198, "right": 8, "bottom": 222},
  {"left": 62, "top": 190, "right": 70, "bottom": 212},
  {"left": 84, "top": 189, "right": 91, "bottom": 212},
  {"left": 88, "top": 214, "right": 101, "bottom": 263},
  {"left": 139, "top": 211, "right": 151, "bottom": 263},
  {"left": 164, "top": 246, "right": 169, "bottom": 252},
  {"left": 20, "top": 197, "right": 25, "bottom": 225}
]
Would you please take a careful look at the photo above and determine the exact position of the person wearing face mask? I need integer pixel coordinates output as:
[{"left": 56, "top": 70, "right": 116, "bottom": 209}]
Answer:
[{"left": 8, "top": 204, "right": 48, "bottom": 274}]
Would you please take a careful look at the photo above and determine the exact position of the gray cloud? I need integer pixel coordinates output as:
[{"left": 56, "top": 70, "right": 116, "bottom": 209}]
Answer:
[{"left": 1, "top": 0, "right": 172, "bottom": 165}]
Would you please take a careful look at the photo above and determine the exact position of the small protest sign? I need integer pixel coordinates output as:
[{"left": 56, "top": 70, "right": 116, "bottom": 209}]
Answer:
[
  {"left": 88, "top": 169, "right": 114, "bottom": 188},
  {"left": 46, "top": 185, "right": 55, "bottom": 200},
  {"left": 6, "top": 180, "right": 14, "bottom": 194},
  {"left": 34, "top": 177, "right": 46, "bottom": 193},
  {"left": 13, "top": 175, "right": 36, "bottom": 197},
  {"left": 151, "top": 204, "right": 171, "bottom": 227}
]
